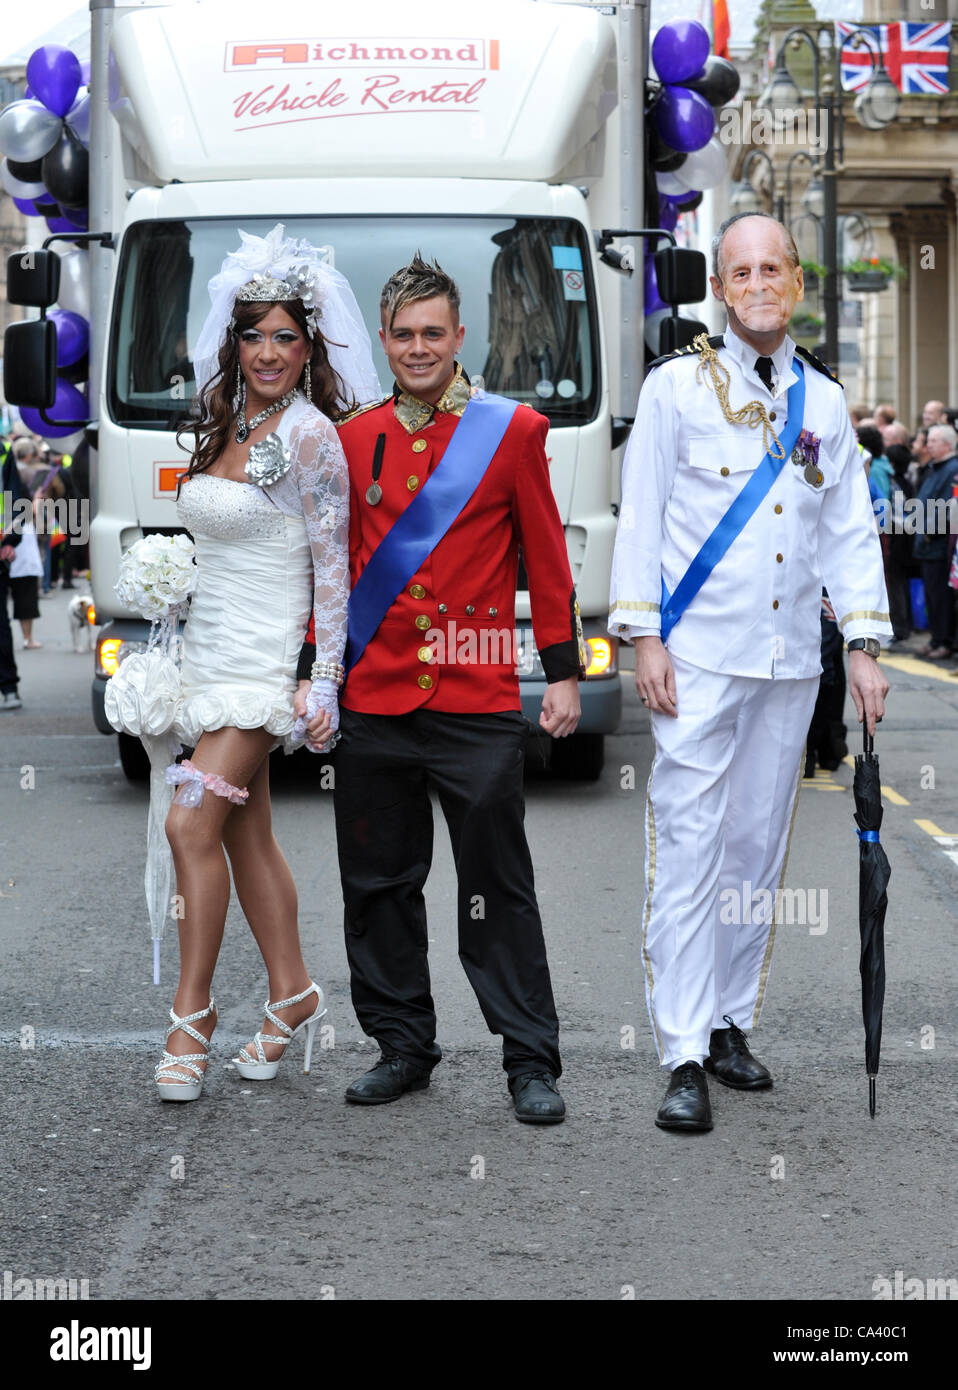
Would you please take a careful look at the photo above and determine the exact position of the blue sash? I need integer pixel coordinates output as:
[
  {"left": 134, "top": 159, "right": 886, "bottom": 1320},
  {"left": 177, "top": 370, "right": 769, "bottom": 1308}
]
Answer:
[
  {"left": 660, "top": 361, "right": 806, "bottom": 642},
  {"left": 346, "top": 393, "right": 518, "bottom": 674}
]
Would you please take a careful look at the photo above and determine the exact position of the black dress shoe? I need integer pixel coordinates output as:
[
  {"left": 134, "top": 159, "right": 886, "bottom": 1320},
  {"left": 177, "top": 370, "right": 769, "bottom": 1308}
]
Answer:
[
  {"left": 510, "top": 1072, "right": 566, "bottom": 1124},
  {"left": 655, "top": 1061, "right": 712, "bottom": 1131},
  {"left": 344, "top": 1054, "right": 431, "bottom": 1105},
  {"left": 704, "top": 1015, "right": 772, "bottom": 1090}
]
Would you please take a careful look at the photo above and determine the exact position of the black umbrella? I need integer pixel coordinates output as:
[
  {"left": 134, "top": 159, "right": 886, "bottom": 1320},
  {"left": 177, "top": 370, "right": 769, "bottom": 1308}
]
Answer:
[{"left": 853, "top": 724, "right": 891, "bottom": 1116}]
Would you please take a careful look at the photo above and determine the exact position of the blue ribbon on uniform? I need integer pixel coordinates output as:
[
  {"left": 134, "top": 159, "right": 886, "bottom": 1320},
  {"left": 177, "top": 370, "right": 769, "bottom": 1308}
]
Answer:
[
  {"left": 345, "top": 392, "right": 518, "bottom": 675},
  {"left": 659, "top": 360, "right": 806, "bottom": 643},
  {"left": 857, "top": 829, "right": 880, "bottom": 843}
]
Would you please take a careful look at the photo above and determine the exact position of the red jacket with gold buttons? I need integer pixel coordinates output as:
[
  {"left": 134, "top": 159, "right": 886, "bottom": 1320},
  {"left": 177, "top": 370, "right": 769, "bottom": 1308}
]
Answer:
[{"left": 303, "top": 388, "right": 584, "bottom": 714}]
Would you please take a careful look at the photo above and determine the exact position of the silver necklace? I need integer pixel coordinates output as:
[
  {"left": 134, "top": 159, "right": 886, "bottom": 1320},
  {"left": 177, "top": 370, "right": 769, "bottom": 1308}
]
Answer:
[{"left": 235, "top": 389, "right": 296, "bottom": 444}]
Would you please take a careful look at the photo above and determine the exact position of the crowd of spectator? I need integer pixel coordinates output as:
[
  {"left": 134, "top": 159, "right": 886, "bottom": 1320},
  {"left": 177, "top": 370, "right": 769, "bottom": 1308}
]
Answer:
[
  {"left": 851, "top": 398, "right": 958, "bottom": 664},
  {"left": 1, "top": 424, "right": 87, "bottom": 712}
]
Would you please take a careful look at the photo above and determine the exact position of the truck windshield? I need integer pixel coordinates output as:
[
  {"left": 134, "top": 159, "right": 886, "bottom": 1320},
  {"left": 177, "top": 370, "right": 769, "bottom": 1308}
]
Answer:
[{"left": 109, "top": 215, "right": 598, "bottom": 429}]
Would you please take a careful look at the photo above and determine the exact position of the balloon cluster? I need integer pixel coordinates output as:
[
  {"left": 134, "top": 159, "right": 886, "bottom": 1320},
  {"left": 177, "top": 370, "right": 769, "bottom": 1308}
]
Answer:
[
  {"left": 645, "top": 21, "right": 740, "bottom": 317},
  {"left": 0, "top": 44, "right": 91, "bottom": 443}
]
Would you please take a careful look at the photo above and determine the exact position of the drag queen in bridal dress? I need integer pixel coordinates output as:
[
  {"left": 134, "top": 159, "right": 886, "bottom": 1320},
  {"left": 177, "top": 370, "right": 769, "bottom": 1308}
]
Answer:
[{"left": 109, "top": 224, "right": 380, "bottom": 1100}]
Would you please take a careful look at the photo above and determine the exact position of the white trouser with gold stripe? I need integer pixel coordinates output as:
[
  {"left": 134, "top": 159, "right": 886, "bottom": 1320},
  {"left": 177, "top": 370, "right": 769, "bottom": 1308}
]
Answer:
[{"left": 642, "top": 654, "right": 820, "bottom": 1067}]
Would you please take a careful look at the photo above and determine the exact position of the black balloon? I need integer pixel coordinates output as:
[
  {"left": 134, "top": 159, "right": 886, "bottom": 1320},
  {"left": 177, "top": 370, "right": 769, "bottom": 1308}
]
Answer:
[
  {"left": 683, "top": 56, "right": 740, "bottom": 108},
  {"left": 34, "top": 197, "right": 59, "bottom": 216},
  {"left": 648, "top": 124, "right": 687, "bottom": 174},
  {"left": 41, "top": 129, "right": 89, "bottom": 210},
  {"left": 675, "top": 190, "right": 703, "bottom": 212},
  {"left": 59, "top": 355, "right": 89, "bottom": 385},
  {"left": 7, "top": 155, "right": 45, "bottom": 182}
]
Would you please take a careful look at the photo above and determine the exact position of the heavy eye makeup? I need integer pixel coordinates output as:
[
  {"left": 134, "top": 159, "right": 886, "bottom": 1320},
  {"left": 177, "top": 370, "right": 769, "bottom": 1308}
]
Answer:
[{"left": 239, "top": 329, "right": 301, "bottom": 344}]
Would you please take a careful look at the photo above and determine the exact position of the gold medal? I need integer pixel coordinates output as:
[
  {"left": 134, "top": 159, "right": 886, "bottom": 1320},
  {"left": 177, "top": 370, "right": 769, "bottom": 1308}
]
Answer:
[{"left": 365, "top": 482, "right": 382, "bottom": 505}]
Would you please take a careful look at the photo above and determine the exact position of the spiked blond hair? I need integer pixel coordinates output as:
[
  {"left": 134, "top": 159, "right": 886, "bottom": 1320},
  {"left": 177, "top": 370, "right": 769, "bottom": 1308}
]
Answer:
[{"left": 379, "top": 252, "right": 461, "bottom": 329}]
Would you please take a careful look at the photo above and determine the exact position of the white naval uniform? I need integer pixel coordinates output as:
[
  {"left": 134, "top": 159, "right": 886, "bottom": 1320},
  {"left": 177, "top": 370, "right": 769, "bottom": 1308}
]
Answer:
[{"left": 609, "top": 325, "right": 891, "bottom": 1067}]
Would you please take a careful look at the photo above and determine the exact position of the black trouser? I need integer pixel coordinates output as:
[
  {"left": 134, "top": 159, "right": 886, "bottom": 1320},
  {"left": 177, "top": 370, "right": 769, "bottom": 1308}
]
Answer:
[
  {"left": 0, "top": 568, "right": 19, "bottom": 695},
  {"left": 885, "top": 555, "right": 912, "bottom": 640},
  {"left": 332, "top": 707, "right": 561, "bottom": 1081},
  {"left": 921, "top": 559, "right": 956, "bottom": 648}
]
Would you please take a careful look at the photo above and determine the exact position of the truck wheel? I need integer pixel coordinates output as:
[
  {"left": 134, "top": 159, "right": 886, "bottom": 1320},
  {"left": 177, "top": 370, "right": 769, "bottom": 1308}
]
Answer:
[
  {"left": 550, "top": 732, "right": 605, "bottom": 781},
  {"left": 118, "top": 732, "right": 150, "bottom": 782}
]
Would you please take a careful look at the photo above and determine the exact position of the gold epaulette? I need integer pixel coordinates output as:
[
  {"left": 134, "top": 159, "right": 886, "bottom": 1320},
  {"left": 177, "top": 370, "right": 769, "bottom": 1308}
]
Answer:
[
  {"left": 646, "top": 335, "right": 724, "bottom": 373},
  {"left": 794, "top": 344, "right": 843, "bottom": 388},
  {"left": 337, "top": 396, "right": 390, "bottom": 427}
]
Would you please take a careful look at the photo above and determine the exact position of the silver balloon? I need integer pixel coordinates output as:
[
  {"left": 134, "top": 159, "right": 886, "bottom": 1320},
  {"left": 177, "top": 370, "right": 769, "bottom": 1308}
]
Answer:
[
  {"left": 671, "top": 135, "right": 729, "bottom": 193},
  {"left": 0, "top": 99, "right": 63, "bottom": 162},
  {"left": 65, "top": 91, "right": 90, "bottom": 149},
  {"left": 0, "top": 157, "right": 47, "bottom": 200},
  {"left": 57, "top": 248, "right": 91, "bottom": 319}
]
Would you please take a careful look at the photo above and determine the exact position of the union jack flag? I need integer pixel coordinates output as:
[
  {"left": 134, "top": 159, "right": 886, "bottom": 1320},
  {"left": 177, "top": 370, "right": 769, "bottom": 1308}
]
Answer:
[{"left": 837, "top": 21, "right": 951, "bottom": 96}]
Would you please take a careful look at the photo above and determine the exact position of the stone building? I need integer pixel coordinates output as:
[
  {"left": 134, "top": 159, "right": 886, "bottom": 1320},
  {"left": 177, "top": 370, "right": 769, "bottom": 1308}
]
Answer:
[{"left": 724, "top": 0, "right": 957, "bottom": 424}]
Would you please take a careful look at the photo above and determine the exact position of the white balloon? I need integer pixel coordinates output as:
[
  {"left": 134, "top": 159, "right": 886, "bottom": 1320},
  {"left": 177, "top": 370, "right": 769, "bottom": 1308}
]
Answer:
[
  {"left": 57, "top": 248, "right": 91, "bottom": 319},
  {"left": 0, "top": 157, "right": 46, "bottom": 200},
  {"left": 655, "top": 170, "right": 688, "bottom": 198},
  {"left": 65, "top": 91, "right": 90, "bottom": 149},
  {"left": 0, "top": 99, "right": 63, "bottom": 162},
  {"left": 672, "top": 135, "right": 729, "bottom": 193}
]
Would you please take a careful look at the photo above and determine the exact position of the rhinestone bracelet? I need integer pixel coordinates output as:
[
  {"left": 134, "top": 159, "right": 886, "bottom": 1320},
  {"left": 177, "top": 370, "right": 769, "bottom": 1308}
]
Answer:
[{"left": 311, "top": 659, "right": 345, "bottom": 687}]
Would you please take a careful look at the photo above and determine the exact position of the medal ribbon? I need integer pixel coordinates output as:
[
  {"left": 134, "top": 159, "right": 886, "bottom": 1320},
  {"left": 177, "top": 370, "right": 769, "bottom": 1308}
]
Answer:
[{"left": 660, "top": 359, "right": 806, "bottom": 643}]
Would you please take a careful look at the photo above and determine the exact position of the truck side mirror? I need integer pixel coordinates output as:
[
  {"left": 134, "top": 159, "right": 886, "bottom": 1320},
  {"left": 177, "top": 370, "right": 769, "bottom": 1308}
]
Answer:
[
  {"left": 6, "top": 249, "right": 61, "bottom": 309},
  {"left": 656, "top": 315, "right": 709, "bottom": 355},
  {"left": 3, "top": 320, "right": 58, "bottom": 408},
  {"left": 654, "top": 247, "right": 707, "bottom": 306}
]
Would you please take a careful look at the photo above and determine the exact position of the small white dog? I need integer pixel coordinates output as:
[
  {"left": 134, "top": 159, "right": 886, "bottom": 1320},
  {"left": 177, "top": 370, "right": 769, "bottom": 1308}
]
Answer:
[{"left": 68, "top": 593, "right": 97, "bottom": 652}]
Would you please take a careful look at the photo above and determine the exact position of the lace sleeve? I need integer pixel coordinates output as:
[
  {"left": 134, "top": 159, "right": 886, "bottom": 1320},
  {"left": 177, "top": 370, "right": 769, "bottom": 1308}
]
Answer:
[{"left": 288, "top": 412, "right": 350, "bottom": 668}]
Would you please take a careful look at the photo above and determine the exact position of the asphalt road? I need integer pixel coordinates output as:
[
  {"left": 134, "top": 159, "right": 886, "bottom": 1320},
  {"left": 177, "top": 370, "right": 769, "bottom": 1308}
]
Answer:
[{"left": 2, "top": 587, "right": 958, "bottom": 1305}]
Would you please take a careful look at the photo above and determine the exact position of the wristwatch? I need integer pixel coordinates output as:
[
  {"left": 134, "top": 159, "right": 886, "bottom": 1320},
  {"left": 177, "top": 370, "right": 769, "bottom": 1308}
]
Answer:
[{"left": 847, "top": 637, "right": 881, "bottom": 658}]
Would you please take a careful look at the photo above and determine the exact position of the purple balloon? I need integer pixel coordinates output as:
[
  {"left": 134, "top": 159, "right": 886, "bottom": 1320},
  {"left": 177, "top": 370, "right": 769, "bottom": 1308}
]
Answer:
[
  {"left": 45, "top": 215, "right": 78, "bottom": 234},
  {"left": 27, "top": 45, "right": 82, "bottom": 118},
  {"left": 80, "top": 61, "right": 91, "bottom": 86},
  {"left": 61, "top": 205, "right": 88, "bottom": 230},
  {"left": 652, "top": 85, "right": 716, "bottom": 154},
  {"left": 19, "top": 379, "right": 89, "bottom": 437},
  {"left": 657, "top": 193, "right": 679, "bottom": 232},
  {"left": 651, "top": 21, "right": 711, "bottom": 86},
  {"left": 13, "top": 195, "right": 40, "bottom": 216},
  {"left": 644, "top": 254, "right": 666, "bottom": 314},
  {"left": 49, "top": 309, "right": 89, "bottom": 367}
]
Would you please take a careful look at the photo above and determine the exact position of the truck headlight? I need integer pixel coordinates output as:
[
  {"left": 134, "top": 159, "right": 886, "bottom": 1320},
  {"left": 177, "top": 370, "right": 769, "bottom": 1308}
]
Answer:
[{"left": 584, "top": 636, "right": 613, "bottom": 677}]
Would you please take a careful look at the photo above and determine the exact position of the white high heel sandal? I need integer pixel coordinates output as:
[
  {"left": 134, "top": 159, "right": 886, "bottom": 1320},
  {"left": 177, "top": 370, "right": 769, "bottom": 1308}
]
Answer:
[
  {"left": 233, "top": 982, "right": 327, "bottom": 1080},
  {"left": 155, "top": 999, "right": 216, "bottom": 1102}
]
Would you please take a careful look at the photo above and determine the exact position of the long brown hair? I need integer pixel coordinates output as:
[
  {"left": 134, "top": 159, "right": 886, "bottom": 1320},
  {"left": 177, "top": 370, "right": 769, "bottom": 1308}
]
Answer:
[{"left": 178, "top": 297, "right": 356, "bottom": 480}]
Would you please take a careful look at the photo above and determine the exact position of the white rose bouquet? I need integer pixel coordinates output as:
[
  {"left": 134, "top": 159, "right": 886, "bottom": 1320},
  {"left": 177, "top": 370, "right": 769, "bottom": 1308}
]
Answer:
[{"left": 114, "top": 533, "right": 197, "bottom": 620}]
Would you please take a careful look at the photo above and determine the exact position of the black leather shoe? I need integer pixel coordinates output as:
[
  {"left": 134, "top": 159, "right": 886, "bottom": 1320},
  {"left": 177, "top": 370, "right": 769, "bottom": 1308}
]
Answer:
[
  {"left": 704, "top": 1015, "right": 773, "bottom": 1090},
  {"left": 655, "top": 1061, "right": 712, "bottom": 1132},
  {"left": 510, "top": 1072, "right": 566, "bottom": 1124},
  {"left": 344, "top": 1054, "right": 431, "bottom": 1105}
]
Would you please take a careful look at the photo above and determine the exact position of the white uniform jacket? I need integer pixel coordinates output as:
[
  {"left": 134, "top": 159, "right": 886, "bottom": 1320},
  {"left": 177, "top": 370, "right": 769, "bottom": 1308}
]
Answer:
[{"left": 608, "top": 327, "right": 892, "bottom": 678}]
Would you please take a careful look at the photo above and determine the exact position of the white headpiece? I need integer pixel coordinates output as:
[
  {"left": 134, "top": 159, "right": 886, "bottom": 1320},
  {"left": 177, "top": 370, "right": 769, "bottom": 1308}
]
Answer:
[{"left": 191, "top": 223, "right": 381, "bottom": 411}]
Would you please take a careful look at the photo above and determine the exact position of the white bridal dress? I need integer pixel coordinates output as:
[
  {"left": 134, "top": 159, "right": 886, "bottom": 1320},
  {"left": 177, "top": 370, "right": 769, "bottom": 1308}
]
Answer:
[{"left": 173, "top": 394, "right": 349, "bottom": 751}]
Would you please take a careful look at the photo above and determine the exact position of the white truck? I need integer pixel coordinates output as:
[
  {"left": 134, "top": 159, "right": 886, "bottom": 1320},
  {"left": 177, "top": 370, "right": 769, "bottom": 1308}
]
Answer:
[{"left": 8, "top": 0, "right": 705, "bottom": 779}]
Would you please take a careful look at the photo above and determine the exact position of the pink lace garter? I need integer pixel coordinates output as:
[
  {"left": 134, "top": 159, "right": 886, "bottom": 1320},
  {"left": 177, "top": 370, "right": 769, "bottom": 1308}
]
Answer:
[{"left": 165, "top": 759, "right": 249, "bottom": 808}]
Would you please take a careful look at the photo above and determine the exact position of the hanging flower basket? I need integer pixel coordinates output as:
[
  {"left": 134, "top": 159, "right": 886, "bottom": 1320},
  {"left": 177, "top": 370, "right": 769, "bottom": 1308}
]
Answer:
[
  {"left": 846, "top": 271, "right": 889, "bottom": 293},
  {"left": 842, "top": 257, "right": 903, "bottom": 294}
]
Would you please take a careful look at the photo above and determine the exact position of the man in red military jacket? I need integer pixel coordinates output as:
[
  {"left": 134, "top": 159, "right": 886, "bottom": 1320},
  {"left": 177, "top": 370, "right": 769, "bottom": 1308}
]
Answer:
[{"left": 299, "top": 254, "right": 583, "bottom": 1122}]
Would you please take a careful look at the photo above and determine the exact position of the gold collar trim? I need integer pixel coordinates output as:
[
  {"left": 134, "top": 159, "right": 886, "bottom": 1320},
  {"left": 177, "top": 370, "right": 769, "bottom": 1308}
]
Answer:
[{"left": 394, "top": 363, "right": 472, "bottom": 434}]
